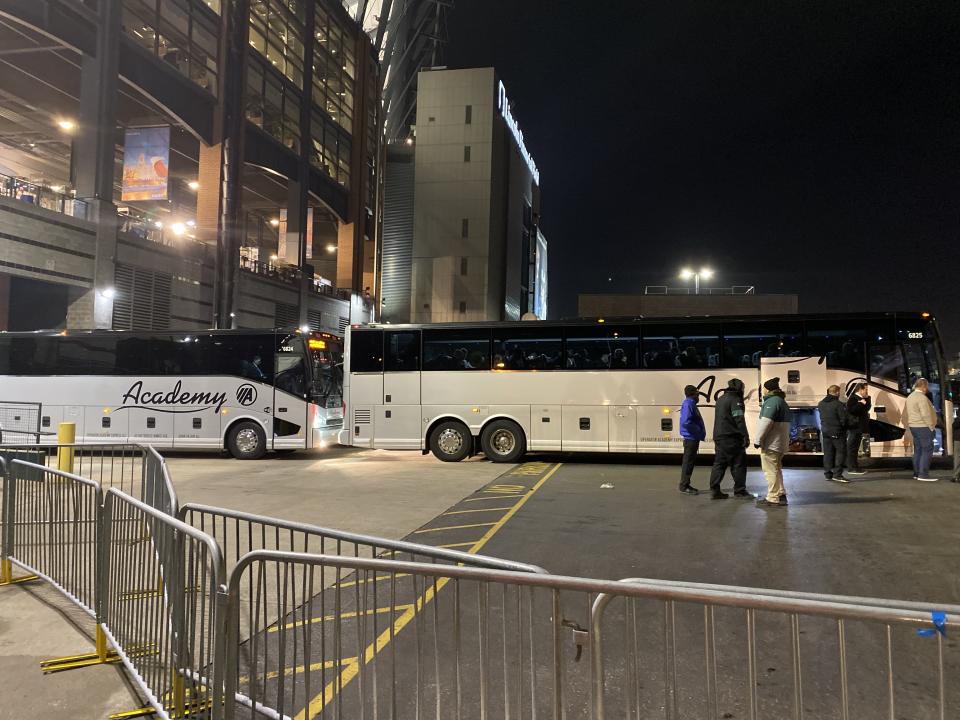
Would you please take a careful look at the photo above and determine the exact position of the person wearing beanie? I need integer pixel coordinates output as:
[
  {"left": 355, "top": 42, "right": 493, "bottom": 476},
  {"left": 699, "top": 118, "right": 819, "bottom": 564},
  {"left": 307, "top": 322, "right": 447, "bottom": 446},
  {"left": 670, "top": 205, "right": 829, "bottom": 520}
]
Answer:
[
  {"left": 707, "top": 377, "right": 751, "bottom": 499},
  {"left": 755, "top": 377, "right": 791, "bottom": 508},
  {"left": 678, "top": 384, "right": 707, "bottom": 495}
]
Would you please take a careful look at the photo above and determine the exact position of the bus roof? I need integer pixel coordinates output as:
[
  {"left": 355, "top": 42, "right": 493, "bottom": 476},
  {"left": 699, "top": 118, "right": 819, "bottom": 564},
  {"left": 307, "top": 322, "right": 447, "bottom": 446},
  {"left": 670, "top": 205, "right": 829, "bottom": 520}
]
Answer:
[{"left": 357, "top": 311, "right": 936, "bottom": 331}]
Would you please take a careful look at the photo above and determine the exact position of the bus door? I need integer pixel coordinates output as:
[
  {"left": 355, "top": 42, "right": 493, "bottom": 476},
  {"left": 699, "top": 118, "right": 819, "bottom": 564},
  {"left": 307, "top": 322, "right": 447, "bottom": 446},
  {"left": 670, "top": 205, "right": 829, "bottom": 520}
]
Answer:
[
  {"left": 378, "top": 330, "right": 421, "bottom": 449},
  {"left": 274, "top": 335, "right": 310, "bottom": 449}
]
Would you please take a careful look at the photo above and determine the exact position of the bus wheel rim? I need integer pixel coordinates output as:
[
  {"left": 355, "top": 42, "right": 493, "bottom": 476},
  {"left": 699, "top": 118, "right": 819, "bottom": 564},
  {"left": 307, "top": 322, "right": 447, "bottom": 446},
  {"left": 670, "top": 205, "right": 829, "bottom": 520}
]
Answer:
[
  {"left": 491, "top": 429, "right": 515, "bottom": 455},
  {"left": 236, "top": 428, "right": 260, "bottom": 454},
  {"left": 437, "top": 428, "right": 463, "bottom": 455}
]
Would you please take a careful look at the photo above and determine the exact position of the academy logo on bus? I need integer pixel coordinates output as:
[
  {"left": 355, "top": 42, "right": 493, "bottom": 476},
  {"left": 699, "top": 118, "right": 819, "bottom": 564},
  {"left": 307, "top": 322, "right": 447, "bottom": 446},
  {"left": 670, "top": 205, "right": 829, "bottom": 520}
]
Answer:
[
  {"left": 236, "top": 384, "right": 257, "bottom": 406},
  {"left": 117, "top": 380, "right": 228, "bottom": 414}
]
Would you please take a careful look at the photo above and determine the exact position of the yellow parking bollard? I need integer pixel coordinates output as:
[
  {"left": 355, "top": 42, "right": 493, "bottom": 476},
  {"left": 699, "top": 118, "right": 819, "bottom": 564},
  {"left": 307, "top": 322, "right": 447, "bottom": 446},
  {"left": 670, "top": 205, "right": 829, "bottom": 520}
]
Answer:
[{"left": 57, "top": 422, "right": 75, "bottom": 473}]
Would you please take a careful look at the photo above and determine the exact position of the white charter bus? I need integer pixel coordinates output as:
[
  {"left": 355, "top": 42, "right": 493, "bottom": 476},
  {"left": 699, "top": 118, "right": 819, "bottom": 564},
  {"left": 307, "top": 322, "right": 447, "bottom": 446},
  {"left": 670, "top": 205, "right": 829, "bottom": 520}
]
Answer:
[
  {"left": 339, "top": 313, "right": 952, "bottom": 462},
  {"left": 0, "top": 328, "right": 343, "bottom": 459}
]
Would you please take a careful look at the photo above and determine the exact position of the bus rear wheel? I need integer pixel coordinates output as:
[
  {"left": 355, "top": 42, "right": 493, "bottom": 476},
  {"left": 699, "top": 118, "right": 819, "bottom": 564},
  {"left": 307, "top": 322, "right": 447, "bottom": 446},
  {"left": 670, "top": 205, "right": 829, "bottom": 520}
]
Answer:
[
  {"left": 481, "top": 419, "right": 526, "bottom": 463},
  {"left": 429, "top": 420, "right": 472, "bottom": 462},
  {"left": 227, "top": 421, "right": 267, "bottom": 460}
]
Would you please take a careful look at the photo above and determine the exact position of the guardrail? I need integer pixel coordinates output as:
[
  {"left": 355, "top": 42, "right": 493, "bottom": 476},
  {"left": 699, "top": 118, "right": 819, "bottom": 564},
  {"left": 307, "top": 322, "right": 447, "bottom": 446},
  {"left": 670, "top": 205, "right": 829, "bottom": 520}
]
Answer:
[
  {"left": 0, "top": 172, "right": 88, "bottom": 219},
  {"left": 0, "top": 400, "right": 42, "bottom": 443},
  {"left": 4, "top": 439, "right": 959, "bottom": 720}
]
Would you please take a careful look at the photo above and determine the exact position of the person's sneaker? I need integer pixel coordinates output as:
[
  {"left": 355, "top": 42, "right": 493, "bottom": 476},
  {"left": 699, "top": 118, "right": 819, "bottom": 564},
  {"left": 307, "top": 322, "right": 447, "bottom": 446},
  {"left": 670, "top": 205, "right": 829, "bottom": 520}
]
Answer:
[
  {"left": 733, "top": 489, "right": 752, "bottom": 498},
  {"left": 679, "top": 486, "right": 700, "bottom": 495},
  {"left": 824, "top": 473, "right": 833, "bottom": 481},
  {"left": 711, "top": 491, "right": 729, "bottom": 500},
  {"left": 916, "top": 476, "right": 938, "bottom": 482},
  {"left": 778, "top": 494, "right": 788, "bottom": 505},
  {"left": 828, "top": 474, "right": 850, "bottom": 483},
  {"left": 756, "top": 497, "right": 787, "bottom": 508},
  {"left": 952, "top": 476, "right": 960, "bottom": 484},
  {"left": 846, "top": 470, "right": 867, "bottom": 476}
]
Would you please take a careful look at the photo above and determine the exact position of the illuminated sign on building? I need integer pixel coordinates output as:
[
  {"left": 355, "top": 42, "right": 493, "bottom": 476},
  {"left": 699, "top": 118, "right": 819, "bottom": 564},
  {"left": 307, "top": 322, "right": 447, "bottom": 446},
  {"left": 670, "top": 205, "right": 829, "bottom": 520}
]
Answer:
[
  {"left": 497, "top": 81, "right": 540, "bottom": 185},
  {"left": 121, "top": 126, "right": 170, "bottom": 201}
]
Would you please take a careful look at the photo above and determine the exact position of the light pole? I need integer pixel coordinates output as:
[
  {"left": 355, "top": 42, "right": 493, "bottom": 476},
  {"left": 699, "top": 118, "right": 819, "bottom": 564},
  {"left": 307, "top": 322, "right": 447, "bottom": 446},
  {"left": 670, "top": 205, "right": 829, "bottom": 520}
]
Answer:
[{"left": 679, "top": 267, "right": 714, "bottom": 294}]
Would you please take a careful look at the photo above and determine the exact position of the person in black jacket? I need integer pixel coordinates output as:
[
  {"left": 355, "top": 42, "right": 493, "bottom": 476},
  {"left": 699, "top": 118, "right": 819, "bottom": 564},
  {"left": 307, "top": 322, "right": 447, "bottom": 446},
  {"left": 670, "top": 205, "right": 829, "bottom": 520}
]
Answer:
[
  {"left": 845, "top": 383, "right": 871, "bottom": 475},
  {"left": 708, "top": 378, "right": 751, "bottom": 499},
  {"left": 818, "top": 385, "right": 848, "bottom": 483}
]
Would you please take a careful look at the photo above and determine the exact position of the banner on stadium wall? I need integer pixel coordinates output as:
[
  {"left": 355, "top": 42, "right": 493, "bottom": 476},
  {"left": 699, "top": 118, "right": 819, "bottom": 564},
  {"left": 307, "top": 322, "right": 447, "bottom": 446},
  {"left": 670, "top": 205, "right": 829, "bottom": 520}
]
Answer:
[
  {"left": 534, "top": 231, "right": 548, "bottom": 320},
  {"left": 121, "top": 126, "right": 170, "bottom": 201}
]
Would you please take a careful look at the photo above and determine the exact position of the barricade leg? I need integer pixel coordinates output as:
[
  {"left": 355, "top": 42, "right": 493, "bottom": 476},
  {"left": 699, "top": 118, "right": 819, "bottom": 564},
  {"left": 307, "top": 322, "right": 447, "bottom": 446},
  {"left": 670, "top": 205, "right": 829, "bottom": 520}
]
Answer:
[{"left": 40, "top": 625, "right": 121, "bottom": 673}]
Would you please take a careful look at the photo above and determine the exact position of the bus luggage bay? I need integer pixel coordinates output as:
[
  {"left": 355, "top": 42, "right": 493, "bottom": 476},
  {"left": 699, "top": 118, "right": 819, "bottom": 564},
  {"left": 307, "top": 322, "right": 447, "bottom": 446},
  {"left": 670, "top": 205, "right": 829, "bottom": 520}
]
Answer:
[
  {"left": 339, "top": 313, "right": 952, "bottom": 462},
  {"left": 0, "top": 328, "right": 343, "bottom": 458}
]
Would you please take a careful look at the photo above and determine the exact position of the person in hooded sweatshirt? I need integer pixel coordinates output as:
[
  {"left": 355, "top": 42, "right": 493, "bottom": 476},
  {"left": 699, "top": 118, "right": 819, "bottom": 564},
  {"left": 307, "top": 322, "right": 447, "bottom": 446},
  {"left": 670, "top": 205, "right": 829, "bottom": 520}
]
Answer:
[
  {"left": 817, "top": 384, "right": 848, "bottom": 483},
  {"left": 755, "top": 377, "right": 791, "bottom": 507},
  {"left": 678, "top": 384, "right": 706, "bottom": 495},
  {"left": 708, "top": 378, "right": 751, "bottom": 499}
]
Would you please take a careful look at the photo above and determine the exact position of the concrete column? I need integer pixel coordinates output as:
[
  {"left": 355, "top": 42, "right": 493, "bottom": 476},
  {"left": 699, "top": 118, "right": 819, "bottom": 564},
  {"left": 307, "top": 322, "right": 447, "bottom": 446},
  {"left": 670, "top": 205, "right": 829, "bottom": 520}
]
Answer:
[
  {"left": 69, "top": 0, "right": 120, "bottom": 329},
  {"left": 0, "top": 274, "right": 10, "bottom": 330},
  {"left": 212, "top": 0, "right": 250, "bottom": 328}
]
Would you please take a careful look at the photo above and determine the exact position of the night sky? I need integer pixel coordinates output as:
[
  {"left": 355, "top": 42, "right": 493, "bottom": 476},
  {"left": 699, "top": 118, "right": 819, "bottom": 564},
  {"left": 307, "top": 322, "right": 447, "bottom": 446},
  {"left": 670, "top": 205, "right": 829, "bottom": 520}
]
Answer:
[{"left": 446, "top": 1, "right": 960, "bottom": 353}]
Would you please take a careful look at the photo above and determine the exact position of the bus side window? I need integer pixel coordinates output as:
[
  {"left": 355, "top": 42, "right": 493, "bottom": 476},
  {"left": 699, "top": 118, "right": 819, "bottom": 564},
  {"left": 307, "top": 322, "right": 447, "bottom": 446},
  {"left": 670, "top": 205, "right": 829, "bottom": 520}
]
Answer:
[
  {"left": 385, "top": 331, "right": 421, "bottom": 371},
  {"left": 350, "top": 330, "right": 384, "bottom": 372},
  {"left": 423, "top": 329, "right": 490, "bottom": 370},
  {"left": 492, "top": 329, "right": 562, "bottom": 371}
]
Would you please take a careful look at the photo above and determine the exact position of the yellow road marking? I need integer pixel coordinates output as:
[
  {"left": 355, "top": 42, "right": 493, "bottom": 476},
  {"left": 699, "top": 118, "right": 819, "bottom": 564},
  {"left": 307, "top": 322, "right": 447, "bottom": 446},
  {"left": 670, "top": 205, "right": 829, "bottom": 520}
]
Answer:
[
  {"left": 269, "top": 604, "right": 413, "bottom": 633},
  {"left": 483, "top": 483, "right": 527, "bottom": 493},
  {"left": 333, "top": 573, "right": 409, "bottom": 589},
  {"left": 463, "top": 495, "right": 525, "bottom": 502},
  {"left": 410, "top": 522, "right": 496, "bottom": 534},
  {"left": 442, "top": 507, "right": 513, "bottom": 515},
  {"left": 238, "top": 657, "right": 356, "bottom": 684},
  {"left": 296, "top": 462, "right": 562, "bottom": 720},
  {"left": 435, "top": 542, "right": 476, "bottom": 549}
]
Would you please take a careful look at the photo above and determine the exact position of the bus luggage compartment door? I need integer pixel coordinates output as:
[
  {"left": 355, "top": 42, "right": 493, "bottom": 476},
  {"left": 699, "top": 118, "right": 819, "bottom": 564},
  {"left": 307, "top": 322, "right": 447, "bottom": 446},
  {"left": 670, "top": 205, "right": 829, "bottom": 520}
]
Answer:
[
  {"left": 561, "top": 406, "right": 608, "bottom": 452},
  {"left": 530, "top": 405, "right": 561, "bottom": 451},
  {"left": 608, "top": 406, "right": 637, "bottom": 453}
]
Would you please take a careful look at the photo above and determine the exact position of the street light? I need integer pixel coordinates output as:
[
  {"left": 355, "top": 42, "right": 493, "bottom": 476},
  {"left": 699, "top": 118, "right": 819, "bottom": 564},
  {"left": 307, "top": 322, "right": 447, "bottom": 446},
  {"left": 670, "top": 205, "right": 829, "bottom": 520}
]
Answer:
[{"left": 679, "top": 267, "right": 714, "bottom": 294}]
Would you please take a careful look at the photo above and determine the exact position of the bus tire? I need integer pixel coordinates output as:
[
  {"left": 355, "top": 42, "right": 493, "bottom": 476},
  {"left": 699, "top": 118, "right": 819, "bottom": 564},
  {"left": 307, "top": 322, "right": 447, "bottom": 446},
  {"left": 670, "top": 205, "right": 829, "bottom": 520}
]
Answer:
[
  {"left": 429, "top": 420, "right": 472, "bottom": 462},
  {"left": 481, "top": 419, "right": 526, "bottom": 463},
  {"left": 227, "top": 421, "right": 267, "bottom": 460}
]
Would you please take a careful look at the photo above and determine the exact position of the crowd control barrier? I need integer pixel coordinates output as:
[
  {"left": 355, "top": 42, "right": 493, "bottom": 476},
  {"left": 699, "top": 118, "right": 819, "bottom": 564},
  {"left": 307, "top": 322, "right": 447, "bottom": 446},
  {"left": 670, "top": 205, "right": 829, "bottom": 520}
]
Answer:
[
  {"left": 4, "top": 436, "right": 960, "bottom": 720},
  {"left": 221, "top": 553, "right": 960, "bottom": 720}
]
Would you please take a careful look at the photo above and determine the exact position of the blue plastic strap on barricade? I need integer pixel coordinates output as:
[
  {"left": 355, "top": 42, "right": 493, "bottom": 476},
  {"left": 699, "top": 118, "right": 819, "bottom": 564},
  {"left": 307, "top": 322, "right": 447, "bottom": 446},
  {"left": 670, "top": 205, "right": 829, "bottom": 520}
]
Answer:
[{"left": 917, "top": 611, "right": 947, "bottom": 637}]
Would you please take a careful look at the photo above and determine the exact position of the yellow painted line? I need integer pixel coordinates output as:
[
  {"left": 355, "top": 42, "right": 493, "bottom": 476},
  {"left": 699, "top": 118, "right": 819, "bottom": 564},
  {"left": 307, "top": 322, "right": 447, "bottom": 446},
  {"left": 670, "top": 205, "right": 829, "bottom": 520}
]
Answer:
[
  {"left": 410, "top": 522, "right": 497, "bottom": 534},
  {"left": 296, "top": 462, "right": 562, "bottom": 720},
  {"left": 435, "top": 542, "right": 478, "bottom": 549},
  {"left": 442, "top": 507, "right": 514, "bottom": 515},
  {"left": 466, "top": 463, "right": 562, "bottom": 556},
  {"left": 463, "top": 495, "right": 524, "bottom": 502},
  {"left": 333, "top": 573, "right": 409, "bottom": 589},
  {"left": 238, "top": 657, "right": 356, "bottom": 685},
  {"left": 269, "top": 604, "right": 413, "bottom": 633},
  {"left": 483, "top": 483, "right": 528, "bottom": 493}
]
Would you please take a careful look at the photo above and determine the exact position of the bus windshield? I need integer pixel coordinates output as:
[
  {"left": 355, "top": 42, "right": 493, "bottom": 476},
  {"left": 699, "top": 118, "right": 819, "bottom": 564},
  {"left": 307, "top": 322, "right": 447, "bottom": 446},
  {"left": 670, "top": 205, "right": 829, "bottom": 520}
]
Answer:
[{"left": 307, "top": 335, "right": 343, "bottom": 409}]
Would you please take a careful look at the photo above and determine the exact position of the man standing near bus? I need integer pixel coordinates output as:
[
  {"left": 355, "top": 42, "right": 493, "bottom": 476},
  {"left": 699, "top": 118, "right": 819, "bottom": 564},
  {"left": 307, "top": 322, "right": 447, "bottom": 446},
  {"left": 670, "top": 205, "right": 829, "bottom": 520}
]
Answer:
[
  {"left": 755, "top": 378, "right": 791, "bottom": 507},
  {"left": 905, "top": 377, "right": 938, "bottom": 481},
  {"left": 845, "top": 383, "right": 871, "bottom": 476},
  {"left": 679, "top": 384, "right": 706, "bottom": 495},
  {"left": 817, "top": 385, "right": 848, "bottom": 483},
  {"left": 708, "top": 378, "right": 751, "bottom": 499}
]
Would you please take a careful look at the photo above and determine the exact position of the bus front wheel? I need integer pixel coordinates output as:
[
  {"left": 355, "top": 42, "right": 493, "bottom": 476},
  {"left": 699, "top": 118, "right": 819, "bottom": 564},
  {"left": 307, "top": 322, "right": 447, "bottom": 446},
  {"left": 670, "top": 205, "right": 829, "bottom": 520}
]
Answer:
[
  {"left": 481, "top": 419, "right": 526, "bottom": 463},
  {"left": 227, "top": 421, "right": 267, "bottom": 460},
  {"left": 429, "top": 420, "right": 472, "bottom": 462}
]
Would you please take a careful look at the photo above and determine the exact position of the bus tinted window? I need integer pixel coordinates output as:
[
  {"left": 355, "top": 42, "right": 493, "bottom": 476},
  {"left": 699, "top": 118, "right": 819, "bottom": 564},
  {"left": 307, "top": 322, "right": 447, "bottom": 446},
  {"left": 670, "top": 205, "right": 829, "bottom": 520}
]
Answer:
[
  {"left": 423, "top": 329, "right": 490, "bottom": 370},
  {"left": 643, "top": 324, "right": 720, "bottom": 369},
  {"left": 385, "top": 331, "right": 421, "bottom": 371},
  {"left": 870, "top": 344, "right": 908, "bottom": 392},
  {"left": 350, "top": 330, "right": 383, "bottom": 372},
  {"left": 492, "top": 329, "right": 562, "bottom": 370},
  {"left": 58, "top": 336, "right": 117, "bottom": 374},
  {"left": 722, "top": 322, "right": 803, "bottom": 368},
  {"left": 565, "top": 328, "right": 639, "bottom": 369},
  {"left": 805, "top": 322, "right": 865, "bottom": 372},
  {"left": 186, "top": 334, "right": 275, "bottom": 382},
  {"left": 7, "top": 336, "right": 57, "bottom": 374}
]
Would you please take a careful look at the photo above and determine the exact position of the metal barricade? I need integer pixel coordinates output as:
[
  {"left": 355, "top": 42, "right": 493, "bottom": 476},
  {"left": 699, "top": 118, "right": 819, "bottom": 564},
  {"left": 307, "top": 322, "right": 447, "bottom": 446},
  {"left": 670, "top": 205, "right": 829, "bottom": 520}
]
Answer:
[
  {"left": 592, "top": 578, "right": 960, "bottom": 720},
  {"left": 1, "top": 460, "right": 102, "bottom": 613},
  {"left": 0, "top": 400, "right": 42, "bottom": 443},
  {"left": 221, "top": 553, "right": 960, "bottom": 720},
  {"left": 100, "top": 489, "right": 225, "bottom": 720},
  {"left": 179, "top": 504, "right": 546, "bottom": 718},
  {"left": 0, "top": 443, "right": 177, "bottom": 515}
]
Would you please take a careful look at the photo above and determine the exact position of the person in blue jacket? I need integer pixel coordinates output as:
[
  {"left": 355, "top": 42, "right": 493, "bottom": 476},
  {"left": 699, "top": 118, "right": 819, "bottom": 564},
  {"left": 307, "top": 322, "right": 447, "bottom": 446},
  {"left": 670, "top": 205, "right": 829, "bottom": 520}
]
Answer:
[{"left": 679, "top": 384, "right": 707, "bottom": 495}]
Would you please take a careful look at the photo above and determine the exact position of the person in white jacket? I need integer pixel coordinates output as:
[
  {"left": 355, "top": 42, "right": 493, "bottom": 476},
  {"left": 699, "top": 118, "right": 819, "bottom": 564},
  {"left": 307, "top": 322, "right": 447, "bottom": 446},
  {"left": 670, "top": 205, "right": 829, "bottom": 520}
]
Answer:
[{"left": 904, "top": 378, "right": 938, "bottom": 481}]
